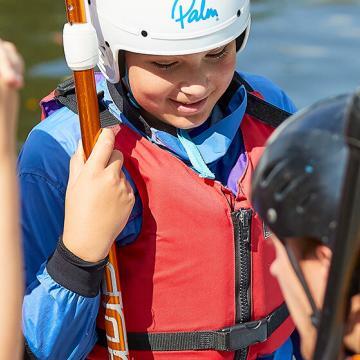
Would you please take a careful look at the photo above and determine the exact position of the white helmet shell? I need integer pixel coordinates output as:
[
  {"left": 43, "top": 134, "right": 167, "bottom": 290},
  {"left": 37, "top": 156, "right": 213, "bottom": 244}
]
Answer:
[{"left": 87, "top": 0, "right": 251, "bottom": 83}]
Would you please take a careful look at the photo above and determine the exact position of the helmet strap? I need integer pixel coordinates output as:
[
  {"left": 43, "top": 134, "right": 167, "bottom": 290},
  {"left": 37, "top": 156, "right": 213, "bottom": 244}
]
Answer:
[
  {"left": 285, "top": 243, "right": 322, "bottom": 328},
  {"left": 236, "top": 30, "right": 246, "bottom": 52},
  {"left": 119, "top": 51, "right": 146, "bottom": 112}
]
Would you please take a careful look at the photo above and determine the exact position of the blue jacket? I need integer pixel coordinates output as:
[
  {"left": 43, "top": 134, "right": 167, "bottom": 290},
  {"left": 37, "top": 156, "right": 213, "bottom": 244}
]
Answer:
[{"left": 19, "top": 72, "right": 297, "bottom": 359}]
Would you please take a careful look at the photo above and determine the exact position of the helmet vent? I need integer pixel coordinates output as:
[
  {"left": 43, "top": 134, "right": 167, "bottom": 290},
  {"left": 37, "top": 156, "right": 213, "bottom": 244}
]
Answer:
[
  {"left": 275, "top": 173, "right": 307, "bottom": 202},
  {"left": 260, "top": 160, "right": 288, "bottom": 188},
  {"left": 274, "top": 179, "right": 292, "bottom": 201},
  {"left": 237, "top": 9, "right": 242, "bottom": 17},
  {"left": 141, "top": 30, "right": 148, "bottom": 38},
  {"left": 296, "top": 192, "right": 317, "bottom": 215},
  {"left": 105, "top": 41, "right": 110, "bottom": 48}
]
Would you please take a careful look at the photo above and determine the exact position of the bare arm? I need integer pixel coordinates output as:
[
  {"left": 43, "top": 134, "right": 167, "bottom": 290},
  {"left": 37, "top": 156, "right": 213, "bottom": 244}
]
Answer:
[{"left": 0, "top": 39, "right": 24, "bottom": 359}]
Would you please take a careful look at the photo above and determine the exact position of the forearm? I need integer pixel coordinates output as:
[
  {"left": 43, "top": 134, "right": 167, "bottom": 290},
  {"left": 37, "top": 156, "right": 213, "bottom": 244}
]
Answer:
[
  {"left": 0, "top": 158, "right": 23, "bottom": 359},
  {"left": 0, "top": 85, "right": 18, "bottom": 154}
]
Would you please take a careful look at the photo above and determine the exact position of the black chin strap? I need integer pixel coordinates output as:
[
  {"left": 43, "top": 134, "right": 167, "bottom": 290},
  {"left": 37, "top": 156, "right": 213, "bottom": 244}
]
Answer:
[{"left": 284, "top": 243, "right": 322, "bottom": 328}]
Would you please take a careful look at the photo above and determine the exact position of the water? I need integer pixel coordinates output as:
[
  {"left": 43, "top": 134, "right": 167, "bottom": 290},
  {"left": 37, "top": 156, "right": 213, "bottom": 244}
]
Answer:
[
  {"left": 0, "top": 0, "right": 359, "bottom": 141},
  {"left": 241, "top": 0, "right": 360, "bottom": 109}
]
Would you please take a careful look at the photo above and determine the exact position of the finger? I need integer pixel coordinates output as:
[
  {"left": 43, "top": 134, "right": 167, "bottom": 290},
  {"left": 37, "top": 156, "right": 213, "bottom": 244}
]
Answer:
[
  {"left": 4, "top": 44, "right": 24, "bottom": 88},
  {"left": 0, "top": 42, "right": 24, "bottom": 88},
  {"left": 3, "top": 42, "right": 24, "bottom": 76},
  {"left": 87, "top": 128, "right": 115, "bottom": 170},
  {"left": 68, "top": 140, "right": 85, "bottom": 186},
  {"left": 124, "top": 174, "right": 134, "bottom": 195},
  {"left": 0, "top": 43, "right": 13, "bottom": 80},
  {"left": 108, "top": 124, "right": 121, "bottom": 137},
  {"left": 105, "top": 150, "right": 124, "bottom": 179},
  {"left": 107, "top": 149, "right": 124, "bottom": 169}
]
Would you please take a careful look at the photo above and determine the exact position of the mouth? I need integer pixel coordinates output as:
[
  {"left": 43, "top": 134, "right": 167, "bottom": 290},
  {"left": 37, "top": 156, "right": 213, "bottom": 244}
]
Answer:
[{"left": 169, "top": 97, "right": 209, "bottom": 115}]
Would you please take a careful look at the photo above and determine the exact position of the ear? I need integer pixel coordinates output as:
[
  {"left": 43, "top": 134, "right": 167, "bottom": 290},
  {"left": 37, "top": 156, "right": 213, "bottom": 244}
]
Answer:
[{"left": 315, "top": 245, "right": 332, "bottom": 270}]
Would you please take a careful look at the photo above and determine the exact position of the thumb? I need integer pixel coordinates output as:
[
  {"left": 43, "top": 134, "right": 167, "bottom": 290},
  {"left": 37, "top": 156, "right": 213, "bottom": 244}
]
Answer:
[
  {"left": 87, "top": 128, "right": 115, "bottom": 170},
  {"left": 68, "top": 140, "right": 85, "bottom": 187}
]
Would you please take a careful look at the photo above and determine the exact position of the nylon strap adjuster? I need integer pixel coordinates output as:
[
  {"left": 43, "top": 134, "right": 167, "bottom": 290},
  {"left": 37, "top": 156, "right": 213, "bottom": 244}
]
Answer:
[
  {"left": 220, "top": 301, "right": 289, "bottom": 351},
  {"left": 55, "top": 77, "right": 76, "bottom": 97},
  {"left": 55, "top": 77, "right": 119, "bottom": 129},
  {"left": 220, "top": 317, "right": 269, "bottom": 351}
]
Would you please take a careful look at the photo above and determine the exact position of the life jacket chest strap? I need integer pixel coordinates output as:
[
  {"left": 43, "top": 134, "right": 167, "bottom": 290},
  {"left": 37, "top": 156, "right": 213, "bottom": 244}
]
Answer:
[{"left": 97, "top": 303, "right": 289, "bottom": 352}]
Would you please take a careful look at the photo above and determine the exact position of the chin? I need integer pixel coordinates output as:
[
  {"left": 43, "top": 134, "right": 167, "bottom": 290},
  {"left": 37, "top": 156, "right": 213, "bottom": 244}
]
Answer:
[{"left": 164, "top": 113, "right": 209, "bottom": 130}]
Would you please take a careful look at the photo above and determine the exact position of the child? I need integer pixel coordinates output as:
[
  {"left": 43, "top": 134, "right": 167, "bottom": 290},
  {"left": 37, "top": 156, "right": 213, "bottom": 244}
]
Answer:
[
  {"left": 252, "top": 92, "right": 360, "bottom": 359},
  {"left": 19, "top": 0, "right": 299, "bottom": 359},
  {"left": 0, "top": 38, "right": 24, "bottom": 360}
]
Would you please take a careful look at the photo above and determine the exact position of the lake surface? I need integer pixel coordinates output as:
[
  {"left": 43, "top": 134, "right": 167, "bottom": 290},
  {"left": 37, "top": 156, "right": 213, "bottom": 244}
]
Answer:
[{"left": 0, "top": 0, "right": 359, "bottom": 141}]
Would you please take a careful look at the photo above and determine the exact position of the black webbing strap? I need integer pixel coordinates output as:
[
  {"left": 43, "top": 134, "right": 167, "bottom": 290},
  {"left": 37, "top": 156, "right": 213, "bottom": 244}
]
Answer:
[
  {"left": 246, "top": 93, "right": 292, "bottom": 128},
  {"left": 23, "top": 339, "right": 37, "bottom": 359},
  {"left": 97, "top": 303, "right": 289, "bottom": 352},
  {"left": 230, "top": 72, "right": 292, "bottom": 128},
  {"left": 107, "top": 81, "right": 155, "bottom": 137},
  {"left": 218, "top": 72, "right": 292, "bottom": 128},
  {"left": 55, "top": 78, "right": 119, "bottom": 129}
]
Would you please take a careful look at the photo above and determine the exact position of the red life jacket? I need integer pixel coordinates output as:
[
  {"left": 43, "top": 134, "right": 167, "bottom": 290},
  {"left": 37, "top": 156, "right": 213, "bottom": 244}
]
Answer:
[{"left": 50, "top": 73, "right": 295, "bottom": 360}]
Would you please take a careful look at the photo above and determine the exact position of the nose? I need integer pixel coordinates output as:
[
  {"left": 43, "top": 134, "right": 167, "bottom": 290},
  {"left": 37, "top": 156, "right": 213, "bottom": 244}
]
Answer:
[
  {"left": 180, "top": 83, "right": 208, "bottom": 99},
  {"left": 179, "top": 64, "right": 209, "bottom": 99}
]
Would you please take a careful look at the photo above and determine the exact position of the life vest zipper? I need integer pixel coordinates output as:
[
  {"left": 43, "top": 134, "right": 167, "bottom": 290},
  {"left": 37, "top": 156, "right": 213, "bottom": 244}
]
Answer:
[{"left": 232, "top": 209, "right": 253, "bottom": 360}]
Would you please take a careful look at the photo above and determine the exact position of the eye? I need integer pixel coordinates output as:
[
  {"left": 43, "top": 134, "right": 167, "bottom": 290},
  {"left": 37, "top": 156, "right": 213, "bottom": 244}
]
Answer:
[
  {"left": 207, "top": 46, "right": 229, "bottom": 60},
  {"left": 152, "top": 61, "right": 177, "bottom": 70}
]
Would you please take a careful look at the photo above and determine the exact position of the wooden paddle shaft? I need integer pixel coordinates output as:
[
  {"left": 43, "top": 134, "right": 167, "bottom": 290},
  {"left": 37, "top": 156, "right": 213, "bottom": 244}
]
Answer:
[{"left": 64, "top": 1, "right": 129, "bottom": 358}]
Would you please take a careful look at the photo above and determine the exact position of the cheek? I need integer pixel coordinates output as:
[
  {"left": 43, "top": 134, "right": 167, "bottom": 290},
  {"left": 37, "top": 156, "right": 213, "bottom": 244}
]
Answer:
[
  {"left": 270, "top": 238, "right": 303, "bottom": 303},
  {"left": 302, "top": 262, "right": 328, "bottom": 308},
  {"left": 129, "top": 68, "right": 172, "bottom": 110},
  {"left": 270, "top": 249, "right": 291, "bottom": 290},
  {"left": 212, "top": 56, "right": 236, "bottom": 92}
]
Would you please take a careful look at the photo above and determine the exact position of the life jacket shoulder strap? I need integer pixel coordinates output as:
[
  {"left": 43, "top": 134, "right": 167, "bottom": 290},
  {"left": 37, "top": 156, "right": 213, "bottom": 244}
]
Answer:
[
  {"left": 246, "top": 93, "right": 291, "bottom": 128},
  {"left": 54, "top": 77, "right": 119, "bottom": 129},
  {"left": 233, "top": 72, "right": 292, "bottom": 128},
  {"left": 97, "top": 303, "right": 289, "bottom": 352}
]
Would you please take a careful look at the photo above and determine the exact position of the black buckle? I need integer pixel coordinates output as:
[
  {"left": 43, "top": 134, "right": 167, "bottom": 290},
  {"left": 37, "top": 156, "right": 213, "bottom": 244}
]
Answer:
[
  {"left": 220, "top": 318, "right": 268, "bottom": 351},
  {"left": 55, "top": 78, "right": 76, "bottom": 97}
]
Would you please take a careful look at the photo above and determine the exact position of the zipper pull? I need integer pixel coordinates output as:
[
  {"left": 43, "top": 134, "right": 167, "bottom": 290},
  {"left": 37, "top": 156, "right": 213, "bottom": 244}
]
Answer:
[{"left": 240, "top": 210, "right": 252, "bottom": 243}]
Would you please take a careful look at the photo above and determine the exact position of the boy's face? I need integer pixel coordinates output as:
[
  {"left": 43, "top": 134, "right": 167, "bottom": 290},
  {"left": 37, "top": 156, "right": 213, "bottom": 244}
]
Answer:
[
  {"left": 270, "top": 237, "right": 331, "bottom": 360},
  {"left": 125, "top": 40, "right": 236, "bottom": 129}
]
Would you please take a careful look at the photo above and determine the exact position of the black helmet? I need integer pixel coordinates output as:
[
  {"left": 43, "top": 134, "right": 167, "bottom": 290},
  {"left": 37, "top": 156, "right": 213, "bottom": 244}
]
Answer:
[
  {"left": 252, "top": 90, "right": 360, "bottom": 359},
  {"left": 251, "top": 93, "right": 353, "bottom": 246}
]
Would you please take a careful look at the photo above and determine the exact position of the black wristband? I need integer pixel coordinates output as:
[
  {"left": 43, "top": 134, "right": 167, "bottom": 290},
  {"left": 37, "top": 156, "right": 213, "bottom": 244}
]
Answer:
[
  {"left": 23, "top": 338, "right": 37, "bottom": 359},
  {"left": 47, "top": 236, "right": 109, "bottom": 297}
]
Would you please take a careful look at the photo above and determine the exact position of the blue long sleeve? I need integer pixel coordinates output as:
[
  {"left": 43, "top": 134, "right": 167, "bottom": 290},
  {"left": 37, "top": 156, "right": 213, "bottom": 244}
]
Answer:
[{"left": 24, "top": 265, "right": 100, "bottom": 359}]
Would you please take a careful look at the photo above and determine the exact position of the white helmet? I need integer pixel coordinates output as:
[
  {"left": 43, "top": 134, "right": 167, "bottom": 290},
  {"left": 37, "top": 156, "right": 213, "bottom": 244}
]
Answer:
[{"left": 87, "top": 0, "right": 251, "bottom": 83}]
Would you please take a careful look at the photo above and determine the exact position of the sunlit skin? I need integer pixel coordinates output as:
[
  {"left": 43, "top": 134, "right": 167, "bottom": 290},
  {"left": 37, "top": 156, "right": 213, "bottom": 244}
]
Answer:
[
  {"left": 270, "top": 236, "right": 360, "bottom": 358},
  {"left": 271, "top": 237, "right": 329, "bottom": 360},
  {"left": 125, "top": 41, "right": 237, "bottom": 130},
  {"left": 0, "top": 39, "right": 24, "bottom": 360},
  {"left": 344, "top": 294, "right": 360, "bottom": 355}
]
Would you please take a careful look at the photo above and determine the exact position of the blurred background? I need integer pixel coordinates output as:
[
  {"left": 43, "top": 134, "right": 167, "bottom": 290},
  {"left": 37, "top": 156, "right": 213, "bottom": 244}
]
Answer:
[{"left": 0, "top": 0, "right": 359, "bottom": 143}]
